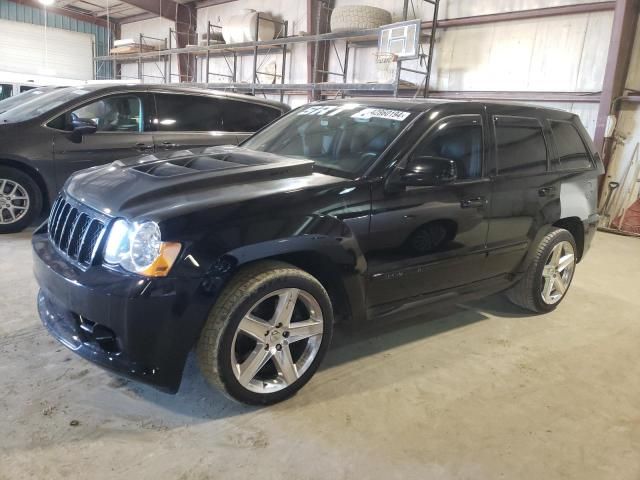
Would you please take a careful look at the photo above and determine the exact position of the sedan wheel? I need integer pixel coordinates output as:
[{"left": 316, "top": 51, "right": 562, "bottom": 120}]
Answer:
[{"left": 0, "top": 178, "right": 30, "bottom": 225}]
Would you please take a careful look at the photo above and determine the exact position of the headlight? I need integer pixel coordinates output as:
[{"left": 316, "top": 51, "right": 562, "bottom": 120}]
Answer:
[{"left": 104, "top": 220, "right": 181, "bottom": 277}]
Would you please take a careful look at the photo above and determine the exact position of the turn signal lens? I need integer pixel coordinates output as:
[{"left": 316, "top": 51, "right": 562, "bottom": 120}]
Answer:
[{"left": 138, "top": 242, "right": 182, "bottom": 277}]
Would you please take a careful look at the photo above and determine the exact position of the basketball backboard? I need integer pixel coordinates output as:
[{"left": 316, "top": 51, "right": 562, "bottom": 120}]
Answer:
[{"left": 378, "top": 19, "right": 421, "bottom": 60}]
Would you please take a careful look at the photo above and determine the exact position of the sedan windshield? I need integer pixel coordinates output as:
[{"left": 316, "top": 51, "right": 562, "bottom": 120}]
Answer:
[
  {"left": 0, "top": 87, "right": 93, "bottom": 123},
  {"left": 0, "top": 87, "right": 60, "bottom": 114},
  {"left": 242, "top": 103, "right": 416, "bottom": 176}
]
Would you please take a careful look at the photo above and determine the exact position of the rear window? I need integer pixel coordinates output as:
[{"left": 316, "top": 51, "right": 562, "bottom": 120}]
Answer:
[
  {"left": 550, "top": 120, "right": 592, "bottom": 170},
  {"left": 494, "top": 116, "right": 548, "bottom": 175},
  {"left": 155, "top": 93, "right": 222, "bottom": 131},
  {"left": 222, "top": 100, "right": 281, "bottom": 132}
]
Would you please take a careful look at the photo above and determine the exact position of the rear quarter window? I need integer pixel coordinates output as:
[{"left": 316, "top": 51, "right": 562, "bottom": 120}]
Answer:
[
  {"left": 494, "top": 116, "right": 548, "bottom": 176},
  {"left": 222, "top": 100, "right": 281, "bottom": 132},
  {"left": 550, "top": 120, "right": 593, "bottom": 170}
]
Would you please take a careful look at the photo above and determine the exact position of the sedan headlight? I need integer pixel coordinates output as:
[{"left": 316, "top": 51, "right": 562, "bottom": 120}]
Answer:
[{"left": 104, "top": 219, "right": 181, "bottom": 277}]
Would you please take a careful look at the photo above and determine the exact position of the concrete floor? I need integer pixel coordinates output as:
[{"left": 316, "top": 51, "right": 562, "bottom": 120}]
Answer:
[{"left": 1, "top": 230, "right": 640, "bottom": 480}]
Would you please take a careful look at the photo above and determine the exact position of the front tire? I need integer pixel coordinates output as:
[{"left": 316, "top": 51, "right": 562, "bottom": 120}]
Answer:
[
  {"left": 197, "top": 260, "right": 333, "bottom": 405},
  {"left": 506, "top": 228, "right": 577, "bottom": 313},
  {"left": 0, "top": 166, "right": 42, "bottom": 234}
]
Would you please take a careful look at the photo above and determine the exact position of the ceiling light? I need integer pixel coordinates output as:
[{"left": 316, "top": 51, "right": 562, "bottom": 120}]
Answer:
[{"left": 39, "top": 0, "right": 55, "bottom": 6}]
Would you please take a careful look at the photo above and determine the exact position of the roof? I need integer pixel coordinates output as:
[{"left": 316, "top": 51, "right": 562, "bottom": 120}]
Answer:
[
  {"left": 310, "top": 97, "right": 577, "bottom": 118},
  {"left": 57, "top": 84, "right": 290, "bottom": 110}
]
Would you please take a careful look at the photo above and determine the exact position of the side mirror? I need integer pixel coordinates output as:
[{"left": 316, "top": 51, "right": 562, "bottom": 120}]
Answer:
[
  {"left": 398, "top": 156, "right": 458, "bottom": 187},
  {"left": 69, "top": 118, "right": 97, "bottom": 143}
]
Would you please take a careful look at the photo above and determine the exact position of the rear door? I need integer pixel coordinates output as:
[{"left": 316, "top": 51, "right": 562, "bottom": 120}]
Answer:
[
  {"left": 483, "top": 109, "right": 557, "bottom": 277},
  {"left": 51, "top": 92, "right": 155, "bottom": 188},
  {"left": 152, "top": 93, "right": 238, "bottom": 152}
]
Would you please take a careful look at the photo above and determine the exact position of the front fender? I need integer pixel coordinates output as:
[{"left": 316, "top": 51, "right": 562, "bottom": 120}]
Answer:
[{"left": 225, "top": 214, "right": 367, "bottom": 273}]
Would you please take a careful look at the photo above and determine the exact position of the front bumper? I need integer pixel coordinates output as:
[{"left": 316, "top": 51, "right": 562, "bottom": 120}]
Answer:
[{"left": 33, "top": 233, "right": 212, "bottom": 393}]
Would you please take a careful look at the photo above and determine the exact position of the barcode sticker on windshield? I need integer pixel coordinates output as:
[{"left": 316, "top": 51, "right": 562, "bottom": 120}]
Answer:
[{"left": 351, "top": 108, "right": 410, "bottom": 121}]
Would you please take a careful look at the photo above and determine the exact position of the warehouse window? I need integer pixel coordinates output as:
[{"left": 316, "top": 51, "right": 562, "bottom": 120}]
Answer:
[
  {"left": 494, "top": 116, "right": 548, "bottom": 175},
  {"left": 412, "top": 115, "right": 483, "bottom": 179},
  {"left": 154, "top": 94, "right": 222, "bottom": 131},
  {"left": 222, "top": 100, "right": 281, "bottom": 132},
  {"left": 550, "top": 120, "right": 592, "bottom": 170}
]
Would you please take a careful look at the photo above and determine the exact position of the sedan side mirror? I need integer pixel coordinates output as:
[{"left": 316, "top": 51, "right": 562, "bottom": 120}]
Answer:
[
  {"left": 397, "top": 156, "right": 458, "bottom": 187},
  {"left": 70, "top": 118, "right": 97, "bottom": 143}
]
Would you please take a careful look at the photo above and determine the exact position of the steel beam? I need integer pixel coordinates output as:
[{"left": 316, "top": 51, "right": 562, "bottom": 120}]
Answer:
[
  {"left": 593, "top": 0, "right": 638, "bottom": 170},
  {"left": 194, "top": 0, "right": 237, "bottom": 8},
  {"left": 117, "top": 12, "right": 157, "bottom": 24},
  {"left": 425, "top": 1, "right": 615, "bottom": 28},
  {"left": 175, "top": 2, "right": 197, "bottom": 82},
  {"left": 116, "top": 0, "right": 196, "bottom": 82},
  {"left": 114, "top": 0, "right": 183, "bottom": 22}
]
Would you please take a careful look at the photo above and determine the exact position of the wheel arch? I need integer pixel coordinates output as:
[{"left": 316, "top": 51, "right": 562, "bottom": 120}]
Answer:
[
  {"left": 217, "top": 237, "right": 365, "bottom": 325},
  {"left": 553, "top": 216, "right": 584, "bottom": 261}
]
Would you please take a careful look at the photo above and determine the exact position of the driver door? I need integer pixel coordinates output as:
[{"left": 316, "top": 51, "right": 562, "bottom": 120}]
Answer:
[
  {"left": 365, "top": 113, "right": 493, "bottom": 307},
  {"left": 51, "top": 93, "right": 155, "bottom": 189}
]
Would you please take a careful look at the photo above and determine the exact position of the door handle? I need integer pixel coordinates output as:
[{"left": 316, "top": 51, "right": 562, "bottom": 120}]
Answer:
[
  {"left": 160, "top": 142, "right": 179, "bottom": 150},
  {"left": 135, "top": 143, "right": 153, "bottom": 152},
  {"left": 460, "top": 196, "right": 486, "bottom": 209},
  {"left": 538, "top": 186, "right": 556, "bottom": 197}
]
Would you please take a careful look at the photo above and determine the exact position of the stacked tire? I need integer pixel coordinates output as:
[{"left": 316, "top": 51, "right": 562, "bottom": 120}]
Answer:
[{"left": 330, "top": 5, "right": 392, "bottom": 32}]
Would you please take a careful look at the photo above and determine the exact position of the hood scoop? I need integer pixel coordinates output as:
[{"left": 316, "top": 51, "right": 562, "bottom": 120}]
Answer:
[{"left": 134, "top": 149, "right": 269, "bottom": 177}]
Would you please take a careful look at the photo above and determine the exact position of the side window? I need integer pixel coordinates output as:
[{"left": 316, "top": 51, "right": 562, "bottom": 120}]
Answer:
[
  {"left": 154, "top": 94, "right": 222, "bottom": 131},
  {"left": 494, "top": 116, "right": 548, "bottom": 175},
  {"left": 222, "top": 100, "right": 281, "bottom": 132},
  {"left": 0, "top": 84, "right": 12, "bottom": 100},
  {"left": 550, "top": 120, "right": 592, "bottom": 170},
  {"left": 20, "top": 85, "right": 37, "bottom": 93},
  {"left": 412, "top": 115, "right": 483, "bottom": 179},
  {"left": 59, "top": 95, "right": 144, "bottom": 132}
]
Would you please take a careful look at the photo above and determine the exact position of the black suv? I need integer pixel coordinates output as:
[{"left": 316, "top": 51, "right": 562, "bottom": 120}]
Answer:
[
  {"left": 0, "top": 84, "right": 288, "bottom": 233},
  {"left": 33, "top": 99, "right": 602, "bottom": 405}
]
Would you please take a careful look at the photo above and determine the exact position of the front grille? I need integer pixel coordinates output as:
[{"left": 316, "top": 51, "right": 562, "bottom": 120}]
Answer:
[{"left": 48, "top": 196, "right": 106, "bottom": 268}]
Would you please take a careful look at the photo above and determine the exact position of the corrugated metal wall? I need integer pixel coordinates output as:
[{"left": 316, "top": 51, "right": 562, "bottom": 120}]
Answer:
[{"left": 0, "top": 0, "right": 113, "bottom": 78}]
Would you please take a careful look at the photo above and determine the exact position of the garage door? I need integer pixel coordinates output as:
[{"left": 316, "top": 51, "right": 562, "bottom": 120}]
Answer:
[{"left": 0, "top": 18, "right": 93, "bottom": 80}]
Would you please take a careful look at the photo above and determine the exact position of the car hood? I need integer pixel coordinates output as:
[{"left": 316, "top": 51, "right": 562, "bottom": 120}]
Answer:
[{"left": 65, "top": 146, "right": 346, "bottom": 220}]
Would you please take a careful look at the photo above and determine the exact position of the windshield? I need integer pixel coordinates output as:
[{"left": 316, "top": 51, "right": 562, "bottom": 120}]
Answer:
[
  {"left": 242, "top": 103, "right": 416, "bottom": 176},
  {"left": 0, "top": 87, "right": 93, "bottom": 123},
  {"left": 0, "top": 87, "right": 58, "bottom": 114}
]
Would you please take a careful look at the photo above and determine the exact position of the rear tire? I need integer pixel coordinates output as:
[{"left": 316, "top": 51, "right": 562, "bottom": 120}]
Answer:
[
  {"left": 0, "top": 166, "right": 42, "bottom": 234},
  {"left": 506, "top": 228, "right": 577, "bottom": 313},
  {"left": 197, "top": 260, "right": 333, "bottom": 405}
]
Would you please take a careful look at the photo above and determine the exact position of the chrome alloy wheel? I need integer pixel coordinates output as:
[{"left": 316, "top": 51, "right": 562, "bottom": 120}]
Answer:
[
  {"left": 541, "top": 240, "right": 576, "bottom": 305},
  {"left": 0, "top": 178, "right": 30, "bottom": 225},
  {"left": 231, "top": 288, "right": 324, "bottom": 394}
]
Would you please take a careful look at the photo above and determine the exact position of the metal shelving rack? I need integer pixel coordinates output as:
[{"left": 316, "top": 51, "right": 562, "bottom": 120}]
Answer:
[
  {"left": 93, "top": 0, "right": 440, "bottom": 99},
  {"left": 101, "top": 33, "right": 169, "bottom": 82}
]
